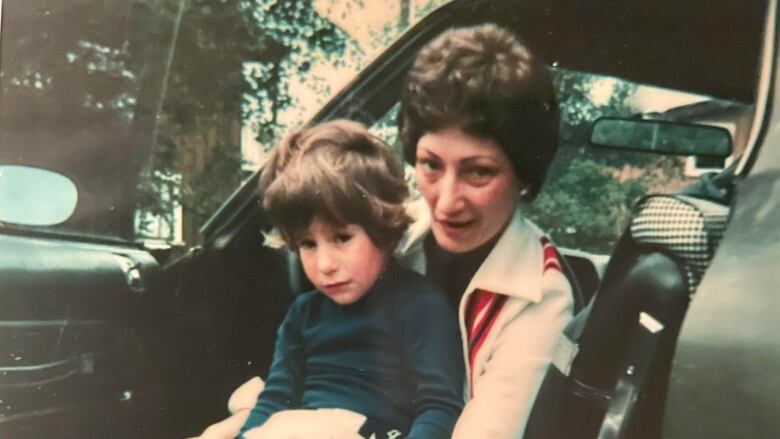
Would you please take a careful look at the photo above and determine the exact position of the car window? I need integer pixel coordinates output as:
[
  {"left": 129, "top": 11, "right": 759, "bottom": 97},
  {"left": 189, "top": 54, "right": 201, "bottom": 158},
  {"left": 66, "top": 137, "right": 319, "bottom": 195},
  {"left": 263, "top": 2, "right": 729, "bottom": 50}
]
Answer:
[
  {"left": 530, "top": 70, "right": 751, "bottom": 254},
  {"left": 368, "top": 69, "right": 752, "bottom": 255}
]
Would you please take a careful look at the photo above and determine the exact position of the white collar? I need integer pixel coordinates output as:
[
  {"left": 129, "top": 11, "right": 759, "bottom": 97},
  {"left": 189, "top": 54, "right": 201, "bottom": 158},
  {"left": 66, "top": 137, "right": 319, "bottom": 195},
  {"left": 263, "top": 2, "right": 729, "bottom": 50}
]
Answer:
[{"left": 396, "top": 199, "right": 544, "bottom": 303}]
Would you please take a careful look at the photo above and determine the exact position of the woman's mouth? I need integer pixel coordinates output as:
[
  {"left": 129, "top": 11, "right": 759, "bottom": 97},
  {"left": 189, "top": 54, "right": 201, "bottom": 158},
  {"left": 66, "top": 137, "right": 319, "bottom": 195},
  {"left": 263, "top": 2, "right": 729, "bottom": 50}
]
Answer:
[{"left": 436, "top": 219, "right": 475, "bottom": 236}]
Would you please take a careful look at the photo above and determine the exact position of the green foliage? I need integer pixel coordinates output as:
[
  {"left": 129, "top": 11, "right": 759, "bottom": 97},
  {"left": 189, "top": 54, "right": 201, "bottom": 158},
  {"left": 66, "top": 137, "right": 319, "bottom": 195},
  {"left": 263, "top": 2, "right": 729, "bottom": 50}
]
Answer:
[
  {"left": 141, "top": 0, "right": 358, "bottom": 235},
  {"left": 528, "top": 155, "right": 646, "bottom": 253},
  {"left": 0, "top": 1, "right": 138, "bottom": 125},
  {"left": 0, "top": 0, "right": 166, "bottom": 238},
  {"left": 239, "top": 0, "right": 359, "bottom": 146},
  {"left": 184, "top": 142, "right": 244, "bottom": 220}
]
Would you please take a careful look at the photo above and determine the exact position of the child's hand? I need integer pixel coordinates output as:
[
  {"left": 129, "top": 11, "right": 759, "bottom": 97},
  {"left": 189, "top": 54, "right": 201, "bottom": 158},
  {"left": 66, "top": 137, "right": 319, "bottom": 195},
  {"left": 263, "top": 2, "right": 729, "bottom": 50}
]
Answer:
[{"left": 242, "top": 408, "right": 365, "bottom": 439}]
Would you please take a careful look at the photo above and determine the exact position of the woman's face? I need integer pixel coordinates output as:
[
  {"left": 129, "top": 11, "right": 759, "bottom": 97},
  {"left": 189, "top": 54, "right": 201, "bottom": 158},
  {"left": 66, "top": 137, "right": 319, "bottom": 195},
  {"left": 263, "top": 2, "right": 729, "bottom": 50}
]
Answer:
[{"left": 415, "top": 126, "right": 520, "bottom": 253}]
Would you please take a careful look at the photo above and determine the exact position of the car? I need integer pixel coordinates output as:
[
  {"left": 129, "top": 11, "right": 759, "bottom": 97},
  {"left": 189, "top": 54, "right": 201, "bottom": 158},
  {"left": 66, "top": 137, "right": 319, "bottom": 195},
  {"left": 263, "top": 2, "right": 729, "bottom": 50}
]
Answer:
[{"left": 0, "top": 0, "right": 777, "bottom": 437}]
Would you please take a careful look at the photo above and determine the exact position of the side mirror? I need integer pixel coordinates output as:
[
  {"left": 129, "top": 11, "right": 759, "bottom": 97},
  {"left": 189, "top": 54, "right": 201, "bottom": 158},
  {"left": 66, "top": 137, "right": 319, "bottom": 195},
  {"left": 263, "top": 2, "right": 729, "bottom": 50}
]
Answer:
[
  {"left": 0, "top": 165, "right": 78, "bottom": 226},
  {"left": 590, "top": 117, "right": 733, "bottom": 157}
]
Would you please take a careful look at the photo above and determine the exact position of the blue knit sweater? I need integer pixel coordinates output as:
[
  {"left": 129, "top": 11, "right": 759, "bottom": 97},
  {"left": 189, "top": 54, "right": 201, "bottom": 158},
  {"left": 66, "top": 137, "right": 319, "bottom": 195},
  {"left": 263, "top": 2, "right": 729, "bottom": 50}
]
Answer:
[{"left": 239, "top": 263, "right": 464, "bottom": 438}]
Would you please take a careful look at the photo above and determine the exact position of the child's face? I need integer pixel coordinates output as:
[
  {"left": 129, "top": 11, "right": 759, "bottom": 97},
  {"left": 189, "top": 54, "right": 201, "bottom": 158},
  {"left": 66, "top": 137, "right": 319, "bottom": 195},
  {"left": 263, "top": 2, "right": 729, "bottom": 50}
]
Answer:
[{"left": 296, "top": 217, "right": 386, "bottom": 305}]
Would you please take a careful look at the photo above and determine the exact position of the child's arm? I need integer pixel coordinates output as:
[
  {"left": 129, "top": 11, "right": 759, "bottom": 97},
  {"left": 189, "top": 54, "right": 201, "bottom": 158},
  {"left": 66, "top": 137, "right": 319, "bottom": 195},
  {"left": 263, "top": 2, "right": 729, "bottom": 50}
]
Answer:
[
  {"left": 400, "top": 287, "right": 465, "bottom": 439},
  {"left": 239, "top": 296, "right": 307, "bottom": 436}
]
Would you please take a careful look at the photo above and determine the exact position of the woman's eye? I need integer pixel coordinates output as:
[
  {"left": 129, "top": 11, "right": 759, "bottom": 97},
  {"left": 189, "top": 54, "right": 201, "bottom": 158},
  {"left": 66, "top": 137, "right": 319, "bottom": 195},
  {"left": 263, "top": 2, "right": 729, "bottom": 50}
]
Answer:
[
  {"left": 471, "top": 167, "right": 497, "bottom": 178},
  {"left": 416, "top": 157, "right": 441, "bottom": 173},
  {"left": 463, "top": 166, "right": 498, "bottom": 182}
]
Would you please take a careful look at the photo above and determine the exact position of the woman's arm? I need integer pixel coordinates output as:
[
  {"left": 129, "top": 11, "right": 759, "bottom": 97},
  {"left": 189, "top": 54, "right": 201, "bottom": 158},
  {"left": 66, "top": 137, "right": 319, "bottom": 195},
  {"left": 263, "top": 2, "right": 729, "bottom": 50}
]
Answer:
[
  {"left": 452, "top": 272, "right": 573, "bottom": 439},
  {"left": 239, "top": 297, "right": 307, "bottom": 435},
  {"left": 401, "top": 287, "right": 465, "bottom": 439}
]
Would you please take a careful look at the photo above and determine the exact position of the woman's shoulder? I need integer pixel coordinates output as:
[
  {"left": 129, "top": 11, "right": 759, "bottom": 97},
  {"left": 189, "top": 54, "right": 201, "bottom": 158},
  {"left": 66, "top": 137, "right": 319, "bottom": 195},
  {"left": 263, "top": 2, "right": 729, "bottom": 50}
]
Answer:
[
  {"left": 520, "top": 218, "right": 572, "bottom": 291},
  {"left": 479, "top": 209, "right": 572, "bottom": 307},
  {"left": 513, "top": 210, "right": 548, "bottom": 240}
]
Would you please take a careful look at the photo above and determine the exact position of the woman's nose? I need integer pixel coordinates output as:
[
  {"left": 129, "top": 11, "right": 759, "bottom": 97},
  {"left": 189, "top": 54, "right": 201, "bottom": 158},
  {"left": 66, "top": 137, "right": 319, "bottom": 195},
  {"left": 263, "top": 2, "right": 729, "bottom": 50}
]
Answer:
[{"left": 435, "top": 173, "right": 465, "bottom": 215}]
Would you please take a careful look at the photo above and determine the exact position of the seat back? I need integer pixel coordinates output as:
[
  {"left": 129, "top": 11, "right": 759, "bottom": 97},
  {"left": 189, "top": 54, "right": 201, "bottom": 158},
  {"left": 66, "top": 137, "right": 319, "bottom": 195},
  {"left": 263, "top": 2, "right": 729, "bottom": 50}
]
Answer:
[
  {"left": 525, "top": 194, "right": 729, "bottom": 439},
  {"left": 559, "top": 253, "right": 587, "bottom": 313}
]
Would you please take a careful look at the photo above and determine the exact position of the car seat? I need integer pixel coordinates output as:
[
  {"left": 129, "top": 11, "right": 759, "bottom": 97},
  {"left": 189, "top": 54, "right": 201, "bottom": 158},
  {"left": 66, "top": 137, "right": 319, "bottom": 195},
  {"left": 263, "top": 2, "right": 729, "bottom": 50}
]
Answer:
[{"left": 524, "top": 193, "right": 730, "bottom": 439}]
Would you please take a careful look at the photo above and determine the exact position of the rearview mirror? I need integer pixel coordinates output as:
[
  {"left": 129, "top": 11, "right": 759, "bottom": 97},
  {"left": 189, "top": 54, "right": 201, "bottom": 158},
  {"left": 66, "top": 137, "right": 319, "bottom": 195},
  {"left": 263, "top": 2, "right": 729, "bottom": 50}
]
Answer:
[
  {"left": 0, "top": 165, "right": 78, "bottom": 226},
  {"left": 590, "top": 117, "right": 732, "bottom": 157}
]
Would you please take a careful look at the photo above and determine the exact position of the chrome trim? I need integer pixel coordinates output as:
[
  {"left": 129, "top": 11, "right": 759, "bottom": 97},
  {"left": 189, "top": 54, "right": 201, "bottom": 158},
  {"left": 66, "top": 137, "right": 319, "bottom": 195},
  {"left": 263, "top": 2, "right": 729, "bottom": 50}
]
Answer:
[
  {"left": 0, "top": 320, "right": 104, "bottom": 328},
  {"left": 737, "top": 0, "right": 777, "bottom": 175},
  {"left": 0, "top": 356, "right": 82, "bottom": 389},
  {"left": 571, "top": 377, "right": 612, "bottom": 406},
  {"left": 0, "top": 357, "right": 74, "bottom": 372}
]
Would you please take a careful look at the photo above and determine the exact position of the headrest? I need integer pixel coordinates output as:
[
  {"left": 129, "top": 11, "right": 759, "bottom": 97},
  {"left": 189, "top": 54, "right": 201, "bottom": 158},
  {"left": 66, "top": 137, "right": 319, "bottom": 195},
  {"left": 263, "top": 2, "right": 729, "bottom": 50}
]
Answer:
[{"left": 629, "top": 195, "right": 729, "bottom": 296}]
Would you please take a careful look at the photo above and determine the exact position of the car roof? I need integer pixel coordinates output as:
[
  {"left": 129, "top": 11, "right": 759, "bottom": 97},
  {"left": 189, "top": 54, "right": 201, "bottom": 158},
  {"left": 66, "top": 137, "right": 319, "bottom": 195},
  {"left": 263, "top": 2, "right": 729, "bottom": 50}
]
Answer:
[
  {"left": 489, "top": 0, "right": 766, "bottom": 103},
  {"left": 355, "top": 0, "right": 765, "bottom": 103}
]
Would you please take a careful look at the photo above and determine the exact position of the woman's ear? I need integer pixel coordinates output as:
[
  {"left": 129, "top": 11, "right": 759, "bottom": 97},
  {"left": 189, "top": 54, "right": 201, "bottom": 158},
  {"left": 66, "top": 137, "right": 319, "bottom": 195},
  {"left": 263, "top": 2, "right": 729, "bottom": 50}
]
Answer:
[{"left": 519, "top": 186, "right": 530, "bottom": 200}]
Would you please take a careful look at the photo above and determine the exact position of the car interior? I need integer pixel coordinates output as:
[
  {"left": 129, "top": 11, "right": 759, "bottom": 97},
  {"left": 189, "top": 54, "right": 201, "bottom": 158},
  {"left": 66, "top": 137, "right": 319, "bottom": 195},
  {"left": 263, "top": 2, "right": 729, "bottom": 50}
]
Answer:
[
  {"left": 0, "top": 0, "right": 770, "bottom": 437},
  {"left": 173, "top": 0, "right": 757, "bottom": 433},
  {"left": 162, "top": 1, "right": 768, "bottom": 436}
]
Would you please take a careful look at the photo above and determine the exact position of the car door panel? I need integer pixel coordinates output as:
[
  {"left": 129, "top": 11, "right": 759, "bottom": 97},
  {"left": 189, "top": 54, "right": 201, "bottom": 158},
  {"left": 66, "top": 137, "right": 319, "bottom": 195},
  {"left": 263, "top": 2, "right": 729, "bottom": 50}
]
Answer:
[{"left": 0, "top": 233, "right": 164, "bottom": 437}]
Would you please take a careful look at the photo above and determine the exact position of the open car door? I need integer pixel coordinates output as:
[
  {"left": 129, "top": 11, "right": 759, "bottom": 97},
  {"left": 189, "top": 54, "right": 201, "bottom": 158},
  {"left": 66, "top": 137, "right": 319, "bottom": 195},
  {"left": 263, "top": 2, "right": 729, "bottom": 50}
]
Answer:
[{"left": 0, "top": 0, "right": 184, "bottom": 436}]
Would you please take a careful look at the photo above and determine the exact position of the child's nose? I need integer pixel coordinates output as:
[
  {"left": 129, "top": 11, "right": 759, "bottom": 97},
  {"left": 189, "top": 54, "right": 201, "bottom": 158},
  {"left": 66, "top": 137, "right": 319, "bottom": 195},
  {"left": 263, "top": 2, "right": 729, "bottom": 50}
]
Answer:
[{"left": 316, "top": 248, "right": 338, "bottom": 274}]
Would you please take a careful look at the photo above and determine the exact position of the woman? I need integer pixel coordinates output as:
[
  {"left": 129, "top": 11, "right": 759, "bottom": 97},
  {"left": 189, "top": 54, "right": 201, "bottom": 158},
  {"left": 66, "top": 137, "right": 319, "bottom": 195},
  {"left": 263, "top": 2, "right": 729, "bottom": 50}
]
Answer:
[
  {"left": 194, "top": 23, "right": 572, "bottom": 439},
  {"left": 394, "top": 23, "right": 573, "bottom": 438}
]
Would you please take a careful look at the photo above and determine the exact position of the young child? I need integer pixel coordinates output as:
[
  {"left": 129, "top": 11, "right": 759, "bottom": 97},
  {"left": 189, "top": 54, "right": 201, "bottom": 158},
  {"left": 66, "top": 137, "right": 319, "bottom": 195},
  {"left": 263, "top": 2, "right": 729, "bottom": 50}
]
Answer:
[{"left": 239, "top": 120, "right": 463, "bottom": 439}]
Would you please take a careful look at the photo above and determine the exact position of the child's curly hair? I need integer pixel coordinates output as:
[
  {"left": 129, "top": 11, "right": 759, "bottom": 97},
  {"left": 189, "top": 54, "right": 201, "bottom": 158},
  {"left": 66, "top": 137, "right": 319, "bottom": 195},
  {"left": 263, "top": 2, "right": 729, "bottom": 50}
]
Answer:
[{"left": 260, "top": 120, "right": 411, "bottom": 251}]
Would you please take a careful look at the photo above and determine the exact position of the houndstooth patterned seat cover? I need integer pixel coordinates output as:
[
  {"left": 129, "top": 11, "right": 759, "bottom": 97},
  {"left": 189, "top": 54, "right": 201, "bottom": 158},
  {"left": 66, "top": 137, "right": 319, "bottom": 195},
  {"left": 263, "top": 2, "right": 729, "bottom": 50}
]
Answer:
[{"left": 630, "top": 194, "right": 730, "bottom": 296}]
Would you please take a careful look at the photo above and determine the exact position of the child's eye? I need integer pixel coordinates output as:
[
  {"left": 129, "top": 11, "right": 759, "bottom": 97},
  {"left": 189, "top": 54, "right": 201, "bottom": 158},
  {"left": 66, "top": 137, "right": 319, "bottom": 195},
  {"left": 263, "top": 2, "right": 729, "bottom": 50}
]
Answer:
[
  {"left": 334, "top": 233, "right": 353, "bottom": 244},
  {"left": 298, "top": 239, "right": 316, "bottom": 249}
]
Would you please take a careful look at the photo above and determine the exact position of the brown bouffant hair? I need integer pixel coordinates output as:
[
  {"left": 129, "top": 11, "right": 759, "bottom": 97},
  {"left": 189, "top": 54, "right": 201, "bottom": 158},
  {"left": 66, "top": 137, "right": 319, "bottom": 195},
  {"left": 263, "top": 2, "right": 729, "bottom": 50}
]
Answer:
[
  {"left": 399, "top": 23, "right": 558, "bottom": 201},
  {"left": 260, "top": 120, "right": 411, "bottom": 251}
]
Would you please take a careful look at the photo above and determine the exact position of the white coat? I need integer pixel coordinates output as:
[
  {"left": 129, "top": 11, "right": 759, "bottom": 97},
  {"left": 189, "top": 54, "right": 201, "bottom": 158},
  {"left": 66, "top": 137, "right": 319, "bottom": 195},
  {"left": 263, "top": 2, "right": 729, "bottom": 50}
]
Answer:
[{"left": 395, "top": 200, "right": 574, "bottom": 439}]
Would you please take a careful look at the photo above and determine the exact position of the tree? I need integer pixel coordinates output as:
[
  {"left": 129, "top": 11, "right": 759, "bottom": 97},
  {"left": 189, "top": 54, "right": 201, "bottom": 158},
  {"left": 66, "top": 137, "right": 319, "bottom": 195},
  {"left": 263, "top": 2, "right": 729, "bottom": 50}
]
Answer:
[
  {"left": 139, "top": 0, "right": 455, "bottom": 245},
  {"left": 137, "top": 0, "right": 358, "bottom": 244}
]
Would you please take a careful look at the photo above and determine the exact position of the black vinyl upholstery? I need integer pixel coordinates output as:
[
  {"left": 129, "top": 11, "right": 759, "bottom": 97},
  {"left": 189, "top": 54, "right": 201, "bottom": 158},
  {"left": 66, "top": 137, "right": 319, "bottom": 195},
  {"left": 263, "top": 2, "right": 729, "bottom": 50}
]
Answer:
[
  {"left": 524, "top": 194, "right": 730, "bottom": 439},
  {"left": 559, "top": 255, "right": 587, "bottom": 314}
]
